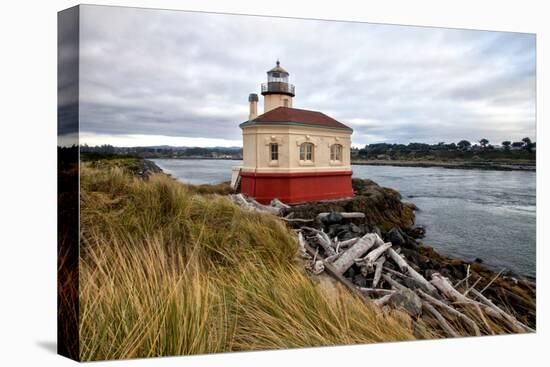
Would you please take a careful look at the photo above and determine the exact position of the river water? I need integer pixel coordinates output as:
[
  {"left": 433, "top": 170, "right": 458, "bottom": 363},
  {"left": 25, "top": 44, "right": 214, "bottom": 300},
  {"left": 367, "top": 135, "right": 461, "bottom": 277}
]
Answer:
[{"left": 152, "top": 159, "right": 536, "bottom": 277}]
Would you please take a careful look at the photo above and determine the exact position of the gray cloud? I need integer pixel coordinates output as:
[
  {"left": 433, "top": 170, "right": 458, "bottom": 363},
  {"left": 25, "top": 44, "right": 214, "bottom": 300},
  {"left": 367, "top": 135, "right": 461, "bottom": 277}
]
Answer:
[{"left": 76, "top": 5, "right": 536, "bottom": 146}]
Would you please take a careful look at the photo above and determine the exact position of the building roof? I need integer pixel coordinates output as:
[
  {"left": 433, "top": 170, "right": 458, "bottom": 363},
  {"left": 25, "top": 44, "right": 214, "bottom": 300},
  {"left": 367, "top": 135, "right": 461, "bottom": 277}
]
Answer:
[
  {"left": 267, "top": 60, "right": 289, "bottom": 75},
  {"left": 240, "top": 107, "right": 353, "bottom": 132}
]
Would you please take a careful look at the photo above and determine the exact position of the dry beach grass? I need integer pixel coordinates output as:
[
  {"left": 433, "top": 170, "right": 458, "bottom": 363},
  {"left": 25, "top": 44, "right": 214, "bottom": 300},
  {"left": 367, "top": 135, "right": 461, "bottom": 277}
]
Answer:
[{"left": 78, "top": 163, "right": 426, "bottom": 361}]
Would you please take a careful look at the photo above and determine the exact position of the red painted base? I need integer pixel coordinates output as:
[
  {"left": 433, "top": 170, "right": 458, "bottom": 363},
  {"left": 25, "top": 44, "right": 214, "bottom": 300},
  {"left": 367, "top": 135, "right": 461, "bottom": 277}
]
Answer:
[{"left": 240, "top": 170, "right": 353, "bottom": 204}]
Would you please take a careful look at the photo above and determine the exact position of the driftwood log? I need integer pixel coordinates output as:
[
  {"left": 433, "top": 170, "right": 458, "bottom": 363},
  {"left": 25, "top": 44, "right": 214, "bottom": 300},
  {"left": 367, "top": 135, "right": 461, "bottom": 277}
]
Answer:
[
  {"left": 332, "top": 233, "right": 384, "bottom": 274},
  {"left": 470, "top": 288, "right": 534, "bottom": 333},
  {"left": 417, "top": 289, "right": 481, "bottom": 336},
  {"left": 357, "top": 288, "right": 395, "bottom": 297},
  {"left": 316, "top": 212, "right": 366, "bottom": 222},
  {"left": 431, "top": 273, "right": 531, "bottom": 333},
  {"left": 315, "top": 233, "right": 336, "bottom": 256},
  {"left": 421, "top": 301, "right": 459, "bottom": 338},
  {"left": 337, "top": 237, "right": 359, "bottom": 249},
  {"left": 387, "top": 248, "right": 438, "bottom": 293},
  {"left": 245, "top": 199, "right": 536, "bottom": 337},
  {"left": 357, "top": 242, "right": 392, "bottom": 274},
  {"left": 271, "top": 198, "right": 291, "bottom": 210},
  {"left": 371, "top": 255, "right": 386, "bottom": 287},
  {"left": 302, "top": 242, "right": 370, "bottom": 305},
  {"left": 231, "top": 194, "right": 281, "bottom": 215},
  {"left": 374, "top": 293, "right": 394, "bottom": 307}
]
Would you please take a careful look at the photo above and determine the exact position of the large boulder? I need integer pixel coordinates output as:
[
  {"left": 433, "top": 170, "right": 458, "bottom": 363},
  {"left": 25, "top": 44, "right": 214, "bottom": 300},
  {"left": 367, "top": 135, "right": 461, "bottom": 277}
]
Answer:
[
  {"left": 388, "top": 289, "right": 423, "bottom": 318},
  {"left": 321, "top": 211, "right": 343, "bottom": 225},
  {"left": 386, "top": 226, "right": 406, "bottom": 246}
]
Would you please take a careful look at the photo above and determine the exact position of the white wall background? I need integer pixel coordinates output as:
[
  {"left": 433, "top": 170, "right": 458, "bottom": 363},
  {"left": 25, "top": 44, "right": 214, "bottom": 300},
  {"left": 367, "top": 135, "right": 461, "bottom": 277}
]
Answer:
[{"left": 0, "top": 1, "right": 547, "bottom": 366}]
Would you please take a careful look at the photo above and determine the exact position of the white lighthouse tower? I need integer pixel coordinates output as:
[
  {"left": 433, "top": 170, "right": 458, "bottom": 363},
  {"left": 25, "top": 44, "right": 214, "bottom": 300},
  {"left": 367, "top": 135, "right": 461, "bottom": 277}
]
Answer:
[{"left": 261, "top": 60, "right": 295, "bottom": 113}]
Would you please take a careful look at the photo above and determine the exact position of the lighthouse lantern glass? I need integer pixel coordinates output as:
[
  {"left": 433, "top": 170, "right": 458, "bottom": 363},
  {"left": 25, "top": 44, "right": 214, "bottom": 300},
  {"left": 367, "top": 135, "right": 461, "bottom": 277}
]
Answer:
[{"left": 268, "top": 72, "right": 288, "bottom": 84}]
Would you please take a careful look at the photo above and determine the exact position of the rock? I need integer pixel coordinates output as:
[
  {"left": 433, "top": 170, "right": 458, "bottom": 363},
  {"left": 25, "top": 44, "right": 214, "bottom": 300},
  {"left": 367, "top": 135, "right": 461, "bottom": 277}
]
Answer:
[
  {"left": 408, "top": 225, "right": 426, "bottom": 239},
  {"left": 388, "top": 289, "right": 423, "bottom": 318},
  {"left": 322, "top": 211, "right": 343, "bottom": 225},
  {"left": 344, "top": 266, "right": 357, "bottom": 279},
  {"left": 371, "top": 226, "right": 382, "bottom": 237},
  {"left": 327, "top": 224, "right": 350, "bottom": 238},
  {"left": 287, "top": 178, "right": 416, "bottom": 232},
  {"left": 338, "top": 231, "right": 356, "bottom": 241},
  {"left": 440, "top": 268, "right": 452, "bottom": 278},
  {"left": 474, "top": 257, "right": 483, "bottom": 264},
  {"left": 424, "top": 269, "right": 438, "bottom": 280},
  {"left": 404, "top": 236, "right": 419, "bottom": 249},
  {"left": 401, "top": 248, "right": 421, "bottom": 266},
  {"left": 386, "top": 227, "right": 406, "bottom": 247},
  {"left": 350, "top": 223, "right": 362, "bottom": 233},
  {"left": 352, "top": 274, "right": 369, "bottom": 287},
  {"left": 402, "top": 277, "right": 421, "bottom": 290}
]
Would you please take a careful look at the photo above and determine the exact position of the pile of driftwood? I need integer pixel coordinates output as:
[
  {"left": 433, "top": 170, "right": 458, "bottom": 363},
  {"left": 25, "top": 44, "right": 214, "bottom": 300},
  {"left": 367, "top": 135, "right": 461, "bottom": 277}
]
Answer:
[
  {"left": 230, "top": 194, "right": 534, "bottom": 337},
  {"left": 300, "top": 226, "right": 533, "bottom": 336}
]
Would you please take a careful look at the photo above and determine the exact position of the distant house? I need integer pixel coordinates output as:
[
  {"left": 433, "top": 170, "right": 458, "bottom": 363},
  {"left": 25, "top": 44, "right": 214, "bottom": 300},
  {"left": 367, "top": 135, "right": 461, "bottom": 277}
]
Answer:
[{"left": 237, "top": 61, "right": 353, "bottom": 204}]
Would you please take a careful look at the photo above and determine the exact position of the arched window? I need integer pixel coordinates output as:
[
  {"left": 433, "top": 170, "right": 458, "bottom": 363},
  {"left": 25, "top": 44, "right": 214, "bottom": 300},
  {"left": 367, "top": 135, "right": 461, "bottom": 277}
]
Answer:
[
  {"left": 330, "top": 144, "right": 343, "bottom": 161},
  {"left": 270, "top": 143, "right": 278, "bottom": 161},
  {"left": 299, "top": 142, "right": 314, "bottom": 161}
]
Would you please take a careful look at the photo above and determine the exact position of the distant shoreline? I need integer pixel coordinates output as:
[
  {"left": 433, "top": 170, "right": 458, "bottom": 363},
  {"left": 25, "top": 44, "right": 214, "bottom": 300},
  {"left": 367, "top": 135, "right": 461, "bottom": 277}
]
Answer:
[
  {"left": 151, "top": 157, "right": 242, "bottom": 160},
  {"left": 351, "top": 159, "right": 536, "bottom": 172},
  {"left": 151, "top": 157, "right": 536, "bottom": 172}
]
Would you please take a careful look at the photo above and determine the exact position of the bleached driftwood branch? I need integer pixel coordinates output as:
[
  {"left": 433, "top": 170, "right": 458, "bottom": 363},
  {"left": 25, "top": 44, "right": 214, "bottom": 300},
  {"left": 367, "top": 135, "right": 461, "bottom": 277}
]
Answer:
[
  {"left": 357, "top": 288, "right": 395, "bottom": 297},
  {"left": 387, "top": 248, "right": 437, "bottom": 293},
  {"left": 387, "top": 248, "right": 409, "bottom": 273},
  {"left": 357, "top": 242, "right": 392, "bottom": 274},
  {"left": 416, "top": 288, "right": 481, "bottom": 336},
  {"left": 316, "top": 212, "right": 366, "bottom": 222},
  {"left": 331, "top": 233, "right": 384, "bottom": 274},
  {"left": 297, "top": 232, "right": 311, "bottom": 260},
  {"left": 421, "top": 301, "right": 459, "bottom": 338},
  {"left": 372, "top": 255, "right": 386, "bottom": 287},
  {"left": 286, "top": 209, "right": 533, "bottom": 336},
  {"left": 470, "top": 288, "right": 534, "bottom": 333},
  {"left": 374, "top": 293, "right": 394, "bottom": 307},
  {"left": 271, "top": 198, "right": 291, "bottom": 210},
  {"left": 316, "top": 233, "right": 336, "bottom": 257},
  {"left": 382, "top": 273, "right": 407, "bottom": 291},
  {"left": 231, "top": 194, "right": 282, "bottom": 215},
  {"left": 338, "top": 237, "right": 359, "bottom": 249}
]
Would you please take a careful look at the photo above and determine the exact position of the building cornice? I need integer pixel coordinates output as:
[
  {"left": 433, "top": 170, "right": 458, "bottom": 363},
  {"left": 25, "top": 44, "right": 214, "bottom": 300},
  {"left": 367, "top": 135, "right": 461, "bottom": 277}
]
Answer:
[{"left": 239, "top": 120, "right": 353, "bottom": 133}]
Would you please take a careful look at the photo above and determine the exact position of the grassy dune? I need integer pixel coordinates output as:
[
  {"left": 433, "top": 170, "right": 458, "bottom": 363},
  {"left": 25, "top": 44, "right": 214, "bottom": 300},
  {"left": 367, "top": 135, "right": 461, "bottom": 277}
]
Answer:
[{"left": 79, "top": 163, "right": 429, "bottom": 361}]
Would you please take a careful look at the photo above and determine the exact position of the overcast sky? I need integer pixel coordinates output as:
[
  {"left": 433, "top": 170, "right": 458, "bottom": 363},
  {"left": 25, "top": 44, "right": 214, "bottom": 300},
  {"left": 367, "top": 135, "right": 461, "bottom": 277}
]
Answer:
[{"left": 72, "top": 5, "right": 536, "bottom": 147}]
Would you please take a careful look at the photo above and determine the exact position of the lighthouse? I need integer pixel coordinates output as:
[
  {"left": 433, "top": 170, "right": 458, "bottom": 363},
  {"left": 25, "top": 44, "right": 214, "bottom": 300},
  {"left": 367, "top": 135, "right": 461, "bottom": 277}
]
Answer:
[{"left": 238, "top": 61, "right": 353, "bottom": 204}]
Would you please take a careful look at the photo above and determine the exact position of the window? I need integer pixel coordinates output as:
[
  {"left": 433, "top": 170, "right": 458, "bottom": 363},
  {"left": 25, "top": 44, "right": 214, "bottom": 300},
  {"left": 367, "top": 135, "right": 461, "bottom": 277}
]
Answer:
[
  {"left": 270, "top": 143, "right": 278, "bottom": 161},
  {"left": 271, "top": 72, "right": 280, "bottom": 78},
  {"left": 330, "top": 144, "right": 343, "bottom": 161},
  {"left": 283, "top": 99, "right": 289, "bottom": 107},
  {"left": 299, "top": 143, "right": 314, "bottom": 161}
]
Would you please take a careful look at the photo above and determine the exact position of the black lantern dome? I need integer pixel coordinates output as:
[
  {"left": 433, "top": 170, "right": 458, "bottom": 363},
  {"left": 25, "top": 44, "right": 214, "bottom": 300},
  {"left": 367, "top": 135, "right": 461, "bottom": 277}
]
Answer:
[{"left": 261, "top": 60, "right": 295, "bottom": 97}]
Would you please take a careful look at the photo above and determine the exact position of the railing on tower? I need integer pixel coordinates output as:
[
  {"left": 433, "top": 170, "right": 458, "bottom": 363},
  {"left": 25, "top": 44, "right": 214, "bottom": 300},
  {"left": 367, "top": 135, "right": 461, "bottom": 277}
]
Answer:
[{"left": 261, "top": 82, "right": 295, "bottom": 96}]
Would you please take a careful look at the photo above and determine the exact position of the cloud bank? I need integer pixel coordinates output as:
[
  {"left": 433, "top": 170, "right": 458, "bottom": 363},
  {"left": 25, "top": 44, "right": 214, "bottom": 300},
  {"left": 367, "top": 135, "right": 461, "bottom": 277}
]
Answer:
[{"left": 73, "top": 5, "right": 535, "bottom": 147}]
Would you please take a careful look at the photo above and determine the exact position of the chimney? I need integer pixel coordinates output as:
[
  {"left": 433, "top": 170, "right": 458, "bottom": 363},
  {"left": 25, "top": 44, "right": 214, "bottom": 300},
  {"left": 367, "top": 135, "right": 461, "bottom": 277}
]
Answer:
[{"left": 248, "top": 93, "right": 258, "bottom": 120}]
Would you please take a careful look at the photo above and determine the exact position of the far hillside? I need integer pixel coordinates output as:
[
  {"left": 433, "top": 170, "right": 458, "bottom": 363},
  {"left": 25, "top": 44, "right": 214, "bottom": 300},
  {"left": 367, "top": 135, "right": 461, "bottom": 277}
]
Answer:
[{"left": 352, "top": 138, "right": 535, "bottom": 162}]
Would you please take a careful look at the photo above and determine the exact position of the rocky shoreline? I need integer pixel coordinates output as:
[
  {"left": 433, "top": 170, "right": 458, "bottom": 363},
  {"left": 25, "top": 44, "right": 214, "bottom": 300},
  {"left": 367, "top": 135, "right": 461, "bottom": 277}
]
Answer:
[
  {"left": 141, "top": 159, "right": 536, "bottom": 330},
  {"left": 282, "top": 179, "right": 536, "bottom": 329},
  {"left": 352, "top": 159, "right": 536, "bottom": 171}
]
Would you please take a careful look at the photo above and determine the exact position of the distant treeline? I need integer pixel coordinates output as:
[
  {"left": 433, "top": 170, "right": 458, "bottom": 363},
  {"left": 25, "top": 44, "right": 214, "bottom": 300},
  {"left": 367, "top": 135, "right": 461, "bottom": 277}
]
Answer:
[
  {"left": 80, "top": 144, "right": 243, "bottom": 159},
  {"left": 352, "top": 138, "right": 536, "bottom": 161},
  {"left": 78, "top": 137, "right": 535, "bottom": 161}
]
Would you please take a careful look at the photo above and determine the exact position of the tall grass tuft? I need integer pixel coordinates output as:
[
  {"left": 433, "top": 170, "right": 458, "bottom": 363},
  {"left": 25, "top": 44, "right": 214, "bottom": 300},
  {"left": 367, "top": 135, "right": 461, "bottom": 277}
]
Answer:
[{"left": 79, "top": 163, "right": 425, "bottom": 361}]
